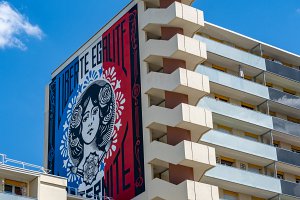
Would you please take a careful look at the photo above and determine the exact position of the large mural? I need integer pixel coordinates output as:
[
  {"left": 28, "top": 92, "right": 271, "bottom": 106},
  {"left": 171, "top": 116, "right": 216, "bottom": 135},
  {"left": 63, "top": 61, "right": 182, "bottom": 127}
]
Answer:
[{"left": 47, "top": 5, "right": 144, "bottom": 199}]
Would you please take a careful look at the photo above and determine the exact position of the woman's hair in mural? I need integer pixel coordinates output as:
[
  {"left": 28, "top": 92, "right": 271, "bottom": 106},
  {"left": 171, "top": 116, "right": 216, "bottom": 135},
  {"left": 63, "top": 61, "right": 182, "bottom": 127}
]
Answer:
[{"left": 68, "top": 80, "right": 116, "bottom": 167}]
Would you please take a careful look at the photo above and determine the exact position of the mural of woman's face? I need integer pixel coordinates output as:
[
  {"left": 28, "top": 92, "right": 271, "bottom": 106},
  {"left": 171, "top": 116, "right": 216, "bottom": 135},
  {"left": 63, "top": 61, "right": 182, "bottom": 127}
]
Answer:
[{"left": 81, "top": 99, "right": 100, "bottom": 144}]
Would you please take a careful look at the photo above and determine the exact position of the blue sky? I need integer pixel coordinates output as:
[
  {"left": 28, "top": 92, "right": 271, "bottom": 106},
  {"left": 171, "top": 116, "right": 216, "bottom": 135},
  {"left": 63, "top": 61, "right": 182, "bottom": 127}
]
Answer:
[{"left": 0, "top": 0, "right": 299, "bottom": 167}]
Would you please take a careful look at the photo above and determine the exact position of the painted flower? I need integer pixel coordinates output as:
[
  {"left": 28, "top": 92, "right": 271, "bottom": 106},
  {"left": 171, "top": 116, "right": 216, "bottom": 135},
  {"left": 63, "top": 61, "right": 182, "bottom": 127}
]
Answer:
[
  {"left": 67, "top": 95, "right": 78, "bottom": 121},
  {"left": 103, "top": 67, "right": 116, "bottom": 88},
  {"left": 83, "top": 152, "right": 100, "bottom": 185},
  {"left": 59, "top": 131, "right": 69, "bottom": 158},
  {"left": 99, "top": 85, "right": 112, "bottom": 107},
  {"left": 67, "top": 162, "right": 79, "bottom": 183},
  {"left": 115, "top": 91, "right": 125, "bottom": 120},
  {"left": 70, "top": 105, "right": 82, "bottom": 129},
  {"left": 83, "top": 71, "right": 99, "bottom": 90}
]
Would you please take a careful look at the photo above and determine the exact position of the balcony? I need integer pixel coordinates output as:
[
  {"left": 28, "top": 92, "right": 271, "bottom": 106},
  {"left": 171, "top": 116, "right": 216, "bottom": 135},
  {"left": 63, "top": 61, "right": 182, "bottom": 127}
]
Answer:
[
  {"left": 272, "top": 117, "right": 300, "bottom": 138},
  {"left": 280, "top": 179, "right": 300, "bottom": 198},
  {"left": 146, "top": 140, "right": 215, "bottom": 181},
  {"left": 140, "top": 2, "right": 204, "bottom": 37},
  {"left": 144, "top": 68, "right": 210, "bottom": 106},
  {"left": 266, "top": 59, "right": 300, "bottom": 83},
  {"left": 197, "top": 65, "right": 269, "bottom": 99},
  {"left": 144, "top": 103, "right": 213, "bottom": 142},
  {"left": 201, "top": 130, "right": 277, "bottom": 165},
  {"left": 276, "top": 148, "right": 300, "bottom": 168},
  {"left": 198, "top": 97, "right": 273, "bottom": 131},
  {"left": 203, "top": 164, "right": 281, "bottom": 199},
  {"left": 142, "top": 34, "right": 207, "bottom": 71},
  {"left": 268, "top": 87, "right": 300, "bottom": 110},
  {"left": 148, "top": 179, "right": 219, "bottom": 200},
  {"left": 195, "top": 35, "right": 266, "bottom": 71},
  {"left": 0, "top": 192, "right": 36, "bottom": 200}
]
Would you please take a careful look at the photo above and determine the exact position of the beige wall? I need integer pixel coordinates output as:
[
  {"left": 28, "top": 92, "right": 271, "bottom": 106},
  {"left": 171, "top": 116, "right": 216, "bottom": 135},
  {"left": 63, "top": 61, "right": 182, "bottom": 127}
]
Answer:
[
  {"left": 29, "top": 177, "right": 39, "bottom": 198},
  {"left": 38, "top": 175, "right": 67, "bottom": 200}
]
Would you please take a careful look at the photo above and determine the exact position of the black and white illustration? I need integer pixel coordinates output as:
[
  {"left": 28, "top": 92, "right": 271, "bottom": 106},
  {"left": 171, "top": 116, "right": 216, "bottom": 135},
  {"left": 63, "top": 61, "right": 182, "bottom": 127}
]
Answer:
[{"left": 68, "top": 80, "right": 115, "bottom": 185}]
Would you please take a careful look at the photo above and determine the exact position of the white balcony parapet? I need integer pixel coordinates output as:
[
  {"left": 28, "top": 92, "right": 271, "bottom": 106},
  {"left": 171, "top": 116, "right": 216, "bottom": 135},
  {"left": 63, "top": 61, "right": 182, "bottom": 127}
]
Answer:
[
  {"left": 195, "top": 35, "right": 266, "bottom": 71},
  {"left": 147, "top": 140, "right": 215, "bottom": 180},
  {"left": 140, "top": 2, "right": 204, "bottom": 37},
  {"left": 198, "top": 97, "right": 273, "bottom": 130},
  {"left": 145, "top": 103, "right": 213, "bottom": 142},
  {"left": 197, "top": 65, "right": 269, "bottom": 99},
  {"left": 148, "top": 178, "right": 219, "bottom": 200},
  {"left": 201, "top": 130, "right": 277, "bottom": 162},
  {"left": 203, "top": 165, "right": 281, "bottom": 198},
  {"left": 142, "top": 34, "right": 207, "bottom": 71},
  {"left": 145, "top": 68, "right": 209, "bottom": 105}
]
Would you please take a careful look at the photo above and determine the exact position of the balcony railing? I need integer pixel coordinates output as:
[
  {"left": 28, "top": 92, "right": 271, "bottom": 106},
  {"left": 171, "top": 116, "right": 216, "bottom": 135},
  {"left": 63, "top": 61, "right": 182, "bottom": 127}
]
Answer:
[
  {"left": 276, "top": 148, "right": 300, "bottom": 167},
  {"left": 272, "top": 117, "right": 300, "bottom": 138},
  {"left": 0, "top": 192, "right": 36, "bottom": 200},
  {"left": 0, "top": 154, "right": 48, "bottom": 173},
  {"left": 195, "top": 35, "right": 266, "bottom": 71},
  {"left": 269, "top": 87, "right": 300, "bottom": 110},
  {"left": 198, "top": 97, "right": 273, "bottom": 129},
  {"left": 201, "top": 130, "right": 277, "bottom": 161},
  {"left": 197, "top": 65, "right": 269, "bottom": 99},
  {"left": 205, "top": 164, "right": 281, "bottom": 193},
  {"left": 280, "top": 179, "right": 300, "bottom": 198},
  {"left": 266, "top": 59, "right": 300, "bottom": 83}
]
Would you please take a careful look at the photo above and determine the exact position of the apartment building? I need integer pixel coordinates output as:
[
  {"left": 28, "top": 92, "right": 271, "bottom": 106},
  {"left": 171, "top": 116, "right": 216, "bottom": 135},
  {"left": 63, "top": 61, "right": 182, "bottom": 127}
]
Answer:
[
  {"left": 42, "top": 0, "right": 300, "bottom": 199},
  {"left": 195, "top": 21, "right": 300, "bottom": 200}
]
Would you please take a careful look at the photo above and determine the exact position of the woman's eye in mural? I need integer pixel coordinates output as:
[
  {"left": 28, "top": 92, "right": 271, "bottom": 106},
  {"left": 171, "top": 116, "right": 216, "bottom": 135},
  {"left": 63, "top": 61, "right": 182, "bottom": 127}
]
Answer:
[
  {"left": 92, "top": 106, "right": 99, "bottom": 116},
  {"left": 83, "top": 113, "right": 89, "bottom": 123}
]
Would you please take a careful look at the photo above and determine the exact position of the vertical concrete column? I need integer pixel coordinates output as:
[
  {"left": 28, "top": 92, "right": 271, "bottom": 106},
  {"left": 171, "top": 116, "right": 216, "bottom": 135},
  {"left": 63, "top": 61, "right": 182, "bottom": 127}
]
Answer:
[{"left": 162, "top": 27, "right": 194, "bottom": 185}]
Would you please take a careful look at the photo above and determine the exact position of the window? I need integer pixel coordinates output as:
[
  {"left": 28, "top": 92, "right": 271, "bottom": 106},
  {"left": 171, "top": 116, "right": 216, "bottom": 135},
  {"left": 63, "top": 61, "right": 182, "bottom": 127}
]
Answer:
[
  {"left": 220, "top": 157, "right": 235, "bottom": 167},
  {"left": 248, "top": 164, "right": 262, "bottom": 174},
  {"left": 210, "top": 36, "right": 223, "bottom": 43},
  {"left": 287, "top": 116, "right": 300, "bottom": 124},
  {"left": 244, "top": 75, "right": 252, "bottom": 81},
  {"left": 244, "top": 132, "right": 259, "bottom": 142},
  {"left": 241, "top": 102, "right": 255, "bottom": 110},
  {"left": 236, "top": 46, "right": 248, "bottom": 52},
  {"left": 283, "top": 88, "right": 296, "bottom": 96},
  {"left": 269, "top": 111, "right": 276, "bottom": 117},
  {"left": 292, "top": 146, "right": 300, "bottom": 154},
  {"left": 277, "top": 171, "right": 284, "bottom": 180},
  {"left": 215, "top": 94, "right": 229, "bottom": 102},
  {"left": 218, "top": 125, "right": 232, "bottom": 134},
  {"left": 4, "top": 184, "right": 13, "bottom": 193},
  {"left": 266, "top": 82, "right": 273, "bottom": 88},
  {"left": 223, "top": 190, "right": 238, "bottom": 200},
  {"left": 212, "top": 64, "right": 227, "bottom": 72},
  {"left": 273, "top": 140, "right": 280, "bottom": 148},
  {"left": 252, "top": 197, "right": 265, "bottom": 200},
  {"left": 240, "top": 163, "right": 247, "bottom": 170},
  {"left": 14, "top": 187, "right": 22, "bottom": 195},
  {"left": 4, "top": 179, "right": 27, "bottom": 196}
]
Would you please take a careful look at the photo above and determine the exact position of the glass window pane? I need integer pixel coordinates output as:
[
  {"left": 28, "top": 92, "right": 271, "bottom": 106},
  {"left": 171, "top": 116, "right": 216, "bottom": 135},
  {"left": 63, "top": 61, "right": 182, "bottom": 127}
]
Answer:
[
  {"left": 224, "top": 194, "right": 238, "bottom": 200},
  {"left": 4, "top": 185, "right": 13, "bottom": 193},
  {"left": 15, "top": 186, "right": 22, "bottom": 195}
]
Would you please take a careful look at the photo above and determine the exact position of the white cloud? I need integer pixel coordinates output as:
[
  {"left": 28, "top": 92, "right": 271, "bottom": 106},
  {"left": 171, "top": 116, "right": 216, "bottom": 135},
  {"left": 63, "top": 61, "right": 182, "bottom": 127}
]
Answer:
[{"left": 0, "top": 1, "right": 43, "bottom": 50}]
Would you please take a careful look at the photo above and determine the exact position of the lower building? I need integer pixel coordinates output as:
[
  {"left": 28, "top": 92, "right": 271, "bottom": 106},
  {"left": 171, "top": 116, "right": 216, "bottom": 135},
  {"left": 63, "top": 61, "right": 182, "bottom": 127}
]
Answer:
[{"left": 0, "top": 154, "right": 67, "bottom": 200}]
